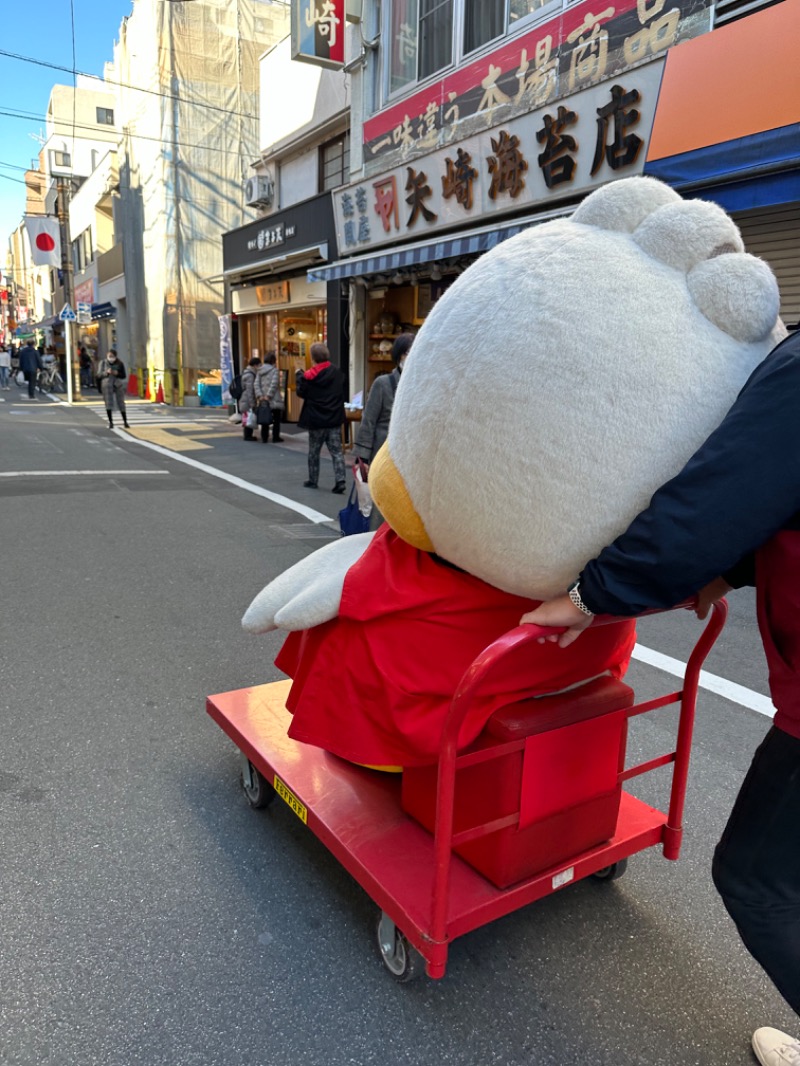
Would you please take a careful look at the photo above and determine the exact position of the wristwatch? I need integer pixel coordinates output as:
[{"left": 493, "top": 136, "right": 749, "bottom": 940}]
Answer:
[{"left": 567, "top": 579, "right": 594, "bottom": 617}]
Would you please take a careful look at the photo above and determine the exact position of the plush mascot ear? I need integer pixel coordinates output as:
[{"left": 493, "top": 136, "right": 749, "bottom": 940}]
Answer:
[
  {"left": 572, "top": 175, "right": 681, "bottom": 232},
  {"left": 632, "top": 200, "right": 744, "bottom": 272},
  {"left": 688, "top": 253, "right": 781, "bottom": 343}
]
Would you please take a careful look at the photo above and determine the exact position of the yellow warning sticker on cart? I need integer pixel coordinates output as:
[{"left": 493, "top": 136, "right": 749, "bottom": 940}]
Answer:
[{"left": 273, "top": 775, "right": 307, "bottom": 823}]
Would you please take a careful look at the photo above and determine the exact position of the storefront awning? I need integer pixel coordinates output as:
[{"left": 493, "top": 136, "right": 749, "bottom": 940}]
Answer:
[
  {"left": 644, "top": 0, "right": 800, "bottom": 211},
  {"left": 224, "top": 242, "right": 329, "bottom": 282},
  {"left": 91, "top": 302, "right": 115, "bottom": 320},
  {"left": 31, "top": 315, "right": 60, "bottom": 330},
  {"left": 644, "top": 124, "right": 800, "bottom": 212},
  {"left": 308, "top": 205, "right": 572, "bottom": 283}
]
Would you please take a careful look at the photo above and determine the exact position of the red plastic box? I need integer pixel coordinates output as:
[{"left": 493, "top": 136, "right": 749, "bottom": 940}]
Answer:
[{"left": 401, "top": 676, "right": 634, "bottom": 888}]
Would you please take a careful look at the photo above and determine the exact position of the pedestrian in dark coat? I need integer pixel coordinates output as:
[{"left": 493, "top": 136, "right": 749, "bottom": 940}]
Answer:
[
  {"left": 354, "top": 333, "right": 414, "bottom": 463},
  {"left": 296, "top": 343, "right": 346, "bottom": 492},
  {"left": 520, "top": 328, "right": 800, "bottom": 1062},
  {"left": 18, "top": 342, "right": 42, "bottom": 399},
  {"left": 240, "top": 356, "right": 260, "bottom": 441},
  {"left": 97, "top": 350, "right": 129, "bottom": 428}
]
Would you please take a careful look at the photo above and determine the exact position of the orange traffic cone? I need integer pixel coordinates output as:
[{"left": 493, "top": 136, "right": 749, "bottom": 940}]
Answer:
[
  {"left": 155, "top": 380, "right": 165, "bottom": 405},
  {"left": 144, "top": 371, "right": 151, "bottom": 400},
  {"left": 126, "top": 371, "right": 138, "bottom": 396}
]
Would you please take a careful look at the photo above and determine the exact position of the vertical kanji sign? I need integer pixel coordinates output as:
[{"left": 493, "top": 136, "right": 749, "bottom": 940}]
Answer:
[{"left": 291, "top": 0, "right": 345, "bottom": 69}]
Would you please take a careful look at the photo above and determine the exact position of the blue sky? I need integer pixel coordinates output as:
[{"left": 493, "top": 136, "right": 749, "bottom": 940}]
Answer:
[{"left": 0, "top": 0, "right": 133, "bottom": 249}]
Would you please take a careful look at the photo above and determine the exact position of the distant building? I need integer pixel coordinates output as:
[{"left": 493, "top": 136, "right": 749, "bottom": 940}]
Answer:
[{"left": 107, "top": 0, "right": 290, "bottom": 404}]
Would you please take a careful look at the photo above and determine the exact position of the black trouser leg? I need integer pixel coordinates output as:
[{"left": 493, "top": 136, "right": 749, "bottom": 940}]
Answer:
[
  {"left": 712, "top": 726, "right": 800, "bottom": 1016},
  {"left": 272, "top": 412, "right": 282, "bottom": 442},
  {"left": 25, "top": 370, "right": 36, "bottom": 398}
]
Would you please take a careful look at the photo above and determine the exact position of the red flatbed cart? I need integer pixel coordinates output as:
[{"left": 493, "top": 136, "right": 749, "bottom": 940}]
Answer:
[{"left": 206, "top": 602, "right": 727, "bottom": 981}]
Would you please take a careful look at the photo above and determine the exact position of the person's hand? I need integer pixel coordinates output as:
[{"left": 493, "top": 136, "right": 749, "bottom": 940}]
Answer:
[
  {"left": 520, "top": 594, "right": 593, "bottom": 648},
  {"left": 694, "top": 577, "right": 732, "bottom": 620}
]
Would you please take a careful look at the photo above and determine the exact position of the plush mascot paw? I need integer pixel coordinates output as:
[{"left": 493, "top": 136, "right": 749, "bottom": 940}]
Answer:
[{"left": 242, "top": 532, "right": 374, "bottom": 633}]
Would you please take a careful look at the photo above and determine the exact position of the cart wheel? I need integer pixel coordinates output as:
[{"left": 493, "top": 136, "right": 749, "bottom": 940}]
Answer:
[
  {"left": 240, "top": 756, "right": 275, "bottom": 809},
  {"left": 592, "top": 858, "right": 628, "bottom": 881},
  {"left": 376, "top": 912, "right": 425, "bottom": 983}
]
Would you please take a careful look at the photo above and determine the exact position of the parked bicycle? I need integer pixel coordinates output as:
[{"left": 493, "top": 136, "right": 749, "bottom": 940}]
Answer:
[{"left": 37, "top": 361, "right": 65, "bottom": 393}]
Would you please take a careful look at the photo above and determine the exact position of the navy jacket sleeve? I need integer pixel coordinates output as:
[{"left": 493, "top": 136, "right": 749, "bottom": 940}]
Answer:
[{"left": 580, "top": 331, "right": 800, "bottom": 616}]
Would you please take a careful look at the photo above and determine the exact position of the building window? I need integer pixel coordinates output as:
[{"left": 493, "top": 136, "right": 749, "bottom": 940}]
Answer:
[
  {"left": 419, "top": 0, "right": 454, "bottom": 79},
  {"left": 83, "top": 229, "right": 93, "bottom": 266},
  {"left": 51, "top": 150, "right": 71, "bottom": 169},
  {"left": 388, "top": 0, "right": 453, "bottom": 94},
  {"left": 319, "top": 132, "right": 351, "bottom": 193},
  {"left": 508, "top": 0, "right": 551, "bottom": 27},
  {"left": 463, "top": 0, "right": 504, "bottom": 53},
  {"left": 96, "top": 107, "right": 115, "bottom": 125},
  {"left": 387, "top": 0, "right": 561, "bottom": 97}
]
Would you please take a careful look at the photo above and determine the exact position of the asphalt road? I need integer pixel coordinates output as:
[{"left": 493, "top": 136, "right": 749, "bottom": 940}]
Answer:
[{"left": 0, "top": 390, "right": 794, "bottom": 1066}]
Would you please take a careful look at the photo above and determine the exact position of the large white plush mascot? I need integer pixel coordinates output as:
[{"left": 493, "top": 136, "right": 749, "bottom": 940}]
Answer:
[{"left": 243, "top": 177, "right": 785, "bottom": 769}]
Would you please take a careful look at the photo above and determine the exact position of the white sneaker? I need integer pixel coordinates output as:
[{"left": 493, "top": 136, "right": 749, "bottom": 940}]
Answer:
[{"left": 753, "top": 1028, "right": 800, "bottom": 1065}]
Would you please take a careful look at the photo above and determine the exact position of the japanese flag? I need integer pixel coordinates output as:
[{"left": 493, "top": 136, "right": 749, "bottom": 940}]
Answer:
[{"left": 25, "top": 216, "right": 61, "bottom": 267}]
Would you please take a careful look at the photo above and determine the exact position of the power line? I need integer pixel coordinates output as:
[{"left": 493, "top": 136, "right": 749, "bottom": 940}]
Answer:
[
  {"left": 0, "top": 172, "right": 30, "bottom": 186},
  {"left": 0, "top": 46, "right": 268, "bottom": 124},
  {"left": 0, "top": 106, "right": 259, "bottom": 159}
]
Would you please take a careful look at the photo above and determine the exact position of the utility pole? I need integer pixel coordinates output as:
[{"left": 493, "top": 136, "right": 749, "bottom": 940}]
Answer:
[
  {"left": 169, "top": 3, "right": 184, "bottom": 406},
  {"left": 57, "top": 178, "right": 81, "bottom": 402}
]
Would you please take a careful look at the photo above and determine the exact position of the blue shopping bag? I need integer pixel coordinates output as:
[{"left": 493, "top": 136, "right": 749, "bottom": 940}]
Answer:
[{"left": 339, "top": 481, "right": 370, "bottom": 536}]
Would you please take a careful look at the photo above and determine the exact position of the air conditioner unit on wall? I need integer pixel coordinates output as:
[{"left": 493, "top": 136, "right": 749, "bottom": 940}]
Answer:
[{"left": 245, "top": 175, "right": 275, "bottom": 208}]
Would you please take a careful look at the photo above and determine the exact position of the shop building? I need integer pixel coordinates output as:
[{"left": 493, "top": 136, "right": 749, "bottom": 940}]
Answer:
[
  {"left": 305, "top": 0, "right": 795, "bottom": 400},
  {"left": 222, "top": 192, "right": 346, "bottom": 421},
  {"left": 220, "top": 32, "right": 351, "bottom": 416}
]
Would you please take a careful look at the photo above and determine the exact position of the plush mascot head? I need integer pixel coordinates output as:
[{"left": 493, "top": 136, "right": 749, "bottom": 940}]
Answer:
[{"left": 370, "top": 176, "right": 785, "bottom": 598}]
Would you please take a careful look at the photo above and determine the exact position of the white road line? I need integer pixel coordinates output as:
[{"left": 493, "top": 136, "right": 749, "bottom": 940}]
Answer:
[
  {"left": 0, "top": 470, "right": 169, "bottom": 477},
  {"left": 111, "top": 428, "right": 332, "bottom": 523},
  {"left": 632, "top": 643, "right": 775, "bottom": 718}
]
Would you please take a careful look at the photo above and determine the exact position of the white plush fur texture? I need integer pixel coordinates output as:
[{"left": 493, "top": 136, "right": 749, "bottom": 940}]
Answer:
[
  {"left": 388, "top": 176, "right": 786, "bottom": 599},
  {"left": 242, "top": 532, "right": 374, "bottom": 632}
]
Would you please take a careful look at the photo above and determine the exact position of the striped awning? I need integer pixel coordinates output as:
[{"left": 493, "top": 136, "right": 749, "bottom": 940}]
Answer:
[{"left": 308, "top": 204, "right": 572, "bottom": 283}]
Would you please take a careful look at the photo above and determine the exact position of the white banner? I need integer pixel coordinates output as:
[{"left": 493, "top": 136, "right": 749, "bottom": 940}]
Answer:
[
  {"left": 219, "top": 314, "right": 234, "bottom": 403},
  {"left": 24, "top": 216, "right": 62, "bottom": 267}
]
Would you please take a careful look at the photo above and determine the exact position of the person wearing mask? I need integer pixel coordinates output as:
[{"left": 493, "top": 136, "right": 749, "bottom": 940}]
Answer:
[
  {"left": 253, "top": 352, "right": 284, "bottom": 444},
  {"left": 96, "top": 350, "right": 130, "bottom": 428},
  {"left": 353, "top": 332, "right": 414, "bottom": 464},
  {"left": 240, "top": 356, "right": 261, "bottom": 441},
  {"left": 520, "top": 327, "right": 800, "bottom": 1066},
  {"left": 296, "top": 343, "right": 347, "bottom": 492},
  {"left": 18, "top": 341, "right": 42, "bottom": 399}
]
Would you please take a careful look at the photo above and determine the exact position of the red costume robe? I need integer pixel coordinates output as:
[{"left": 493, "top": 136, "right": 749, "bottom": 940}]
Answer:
[{"left": 276, "top": 526, "right": 637, "bottom": 768}]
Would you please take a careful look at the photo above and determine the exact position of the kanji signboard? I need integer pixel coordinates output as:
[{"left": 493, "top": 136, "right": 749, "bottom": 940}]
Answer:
[
  {"left": 291, "top": 0, "right": 345, "bottom": 70},
  {"left": 332, "top": 60, "right": 663, "bottom": 256},
  {"left": 362, "top": 0, "right": 709, "bottom": 175}
]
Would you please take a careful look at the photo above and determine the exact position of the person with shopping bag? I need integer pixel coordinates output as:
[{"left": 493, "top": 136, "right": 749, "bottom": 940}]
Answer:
[
  {"left": 254, "top": 352, "right": 284, "bottom": 444},
  {"left": 239, "top": 356, "right": 260, "bottom": 442}
]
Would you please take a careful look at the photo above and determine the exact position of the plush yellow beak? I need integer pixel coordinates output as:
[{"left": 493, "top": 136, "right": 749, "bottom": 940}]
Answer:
[{"left": 369, "top": 444, "right": 434, "bottom": 552}]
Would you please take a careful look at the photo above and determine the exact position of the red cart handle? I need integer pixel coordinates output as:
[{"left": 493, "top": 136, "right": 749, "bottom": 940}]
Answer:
[{"left": 429, "top": 598, "right": 728, "bottom": 943}]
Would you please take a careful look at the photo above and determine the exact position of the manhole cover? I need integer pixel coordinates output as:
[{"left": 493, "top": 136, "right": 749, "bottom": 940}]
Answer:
[{"left": 270, "top": 523, "right": 339, "bottom": 540}]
